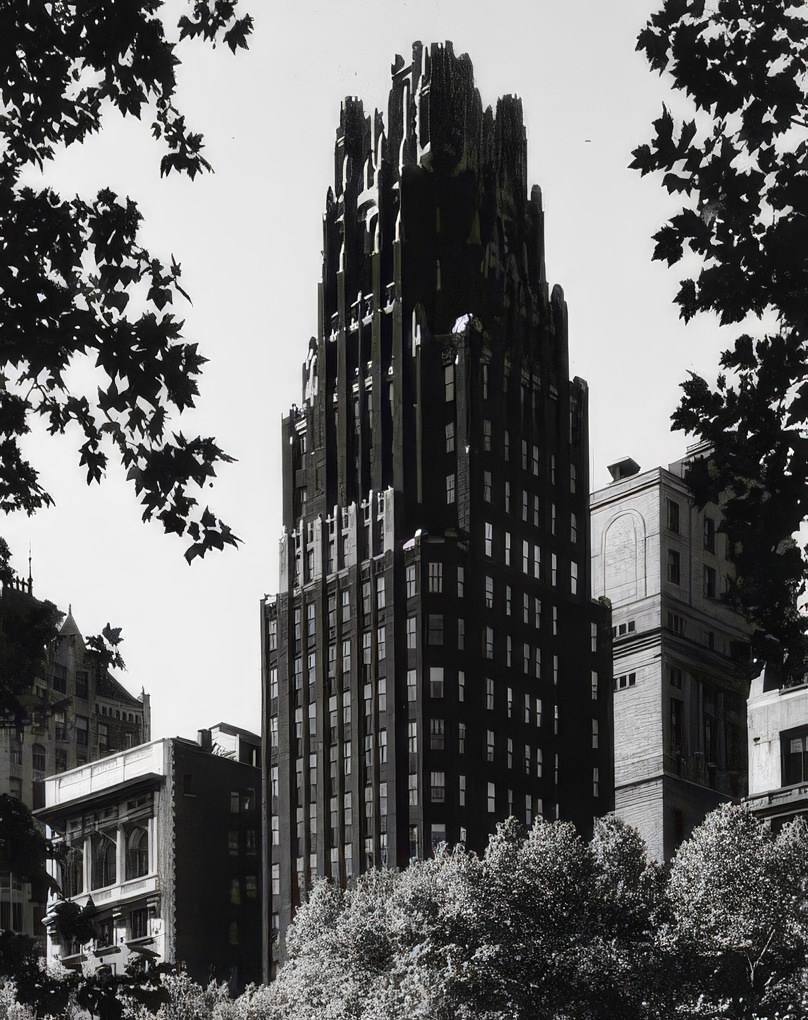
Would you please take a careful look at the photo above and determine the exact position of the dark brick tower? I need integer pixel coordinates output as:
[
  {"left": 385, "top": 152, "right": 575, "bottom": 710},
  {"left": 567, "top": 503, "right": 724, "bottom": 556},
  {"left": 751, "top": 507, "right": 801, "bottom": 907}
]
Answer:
[{"left": 261, "top": 41, "right": 612, "bottom": 975}]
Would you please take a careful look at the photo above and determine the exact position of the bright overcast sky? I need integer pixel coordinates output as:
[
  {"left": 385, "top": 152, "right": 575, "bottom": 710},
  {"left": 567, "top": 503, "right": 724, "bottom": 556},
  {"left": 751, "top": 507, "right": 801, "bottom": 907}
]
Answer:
[{"left": 3, "top": 0, "right": 738, "bottom": 740}]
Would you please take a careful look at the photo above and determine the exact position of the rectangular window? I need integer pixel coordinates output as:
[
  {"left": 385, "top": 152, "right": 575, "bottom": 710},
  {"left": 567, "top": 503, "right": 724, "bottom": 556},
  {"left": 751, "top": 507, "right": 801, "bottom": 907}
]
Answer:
[
  {"left": 505, "top": 532, "right": 511, "bottom": 566},
  {"left": 428, "top": 614, "right": 444, "bottom": 646},
  {"left": 431, "top": 771, "right": 446, "bottom": 802},
  {"left": 486, "top": 677, "right": 494, "bottom": 711},
  {"left": 531, "top": 445, "right": 539, "bottom": 476},
  {"left": 458, "top": 722, "right": 466, "bottom": 753},
  {"left": 445, "top": 421, "right": 455, "bottom": 453},
  {"left": 570, "top": 561, "right": 578, "bottom": 594},
  {"left": 458, "top": 671, "right": 465, "bottom": 702},
  {"left": 444, "top": 364, "right": 455, "bottom": 402},
  {"left": 521, "top": 490, "right": 528, "bottom": 522},
  {"left": 507, "top": 738, "right": 513, "bottom": 768},
  {"left": 408, "top": 721, "right": 418, "bottom": 753},
  {"left": 75, "top": 715, "right": 89, "bottom": 747},
  {"left": 487, "top": 783, "right": 496, "bottom": 814},
  {"left": 504, "top": 430, "right": 510, "bottom": 461},
  {"left": 484, "top": 626, "right": 494, "bottom": 659},
  {"left": 406, "top": 564, "right": 416, "bottom": 598},
  {"left": 407, "top": 616, "right": 417, "bottom": 649},
  {"left": 341, "top": 590, "right": 351, "bottom": 623},
  {"left": 446, "top": 473, "right": 456, "bottom": 504},
  {"left": 457, "top": 566, "right": 465, "bottom": 598},
  {"left": 483, "top": 420, "right": 492, "bottom": 451},
  {"left": 75, "top": 670, "right": 88, "bottom": 699},
  {"left": 429, "top": 667, "right": 444, "bottom": 698},
  {"left": 377, "top": 625, "right": 386, "bottom": 661},
  {"left": 484, "top": 523, "right": 493, "bottom": 557},
  {"left": 486, "top": 730, "right": 495, "bottom": 762},
  {"left": 428, "top": 562, "right": 443, "bottom": 593},
  {"left": 430, "top": 718, "right": 445, "bottom": 750},
  {"left": 666, "top": 498, "right": 680, "bottom": 533},
  {"left": 483, "top": 470, "right": 492, "bottom": 502},
  {"left": 459, "top": 774, "right": 466, "bottom": 807},
  {"left": 668, "top": 612, "right": 686, "bottom": 635},
  {"left": 667, "top": 549, "right": 681, "bottom": 585},
  {"left": 704, "top": 516, "right": 715, "bottom": 553},
  {"left": 570, "top": 512, "right": 578, "bottom": 543},
  {"left": 504, "top": 480, "right": 511, "bottom": 513},
  {"left": 704, "top": 565, "right": 717, "bottom": 598},
  {"left": 485, "top": 575, "right": 494, "bottom": 609},
  {"left": 522, "top": 540, "right": 530, "bottom": 574},
  {"left": 408, "top": 773, "right": 418, "bottom": 807},
  {"left": 342, "top": 639, "right": 351, "bottom": 674},
  {"left": 591, "top": 671, "right": 599, "bottom": 700},
  {"left": 524, "top": 693, "right": 531, "bottom": 724},
  {"left": 458, "top": 617, "right": 465, "bottom": 650},
  {"left": 570, "top": 463, "right": 577, "bottom": 493},
  {"left": 376, "top": 576, "right": 386, "bottom": 610},
  {"left": 407, "top": 669, "right": 417, "bottom": 702},
  {"left": 592, "top": 719, "right": 599, "bottom": 749}
]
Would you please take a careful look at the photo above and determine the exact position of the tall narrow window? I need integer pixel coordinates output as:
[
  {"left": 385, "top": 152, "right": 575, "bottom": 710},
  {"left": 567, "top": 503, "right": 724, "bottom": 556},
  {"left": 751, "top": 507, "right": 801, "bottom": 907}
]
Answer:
[
  {"left": 666, "top": 498, "right": 680, "bottom": 533},
  {"left": 667, "top": 549, "right": 681, "bottom": 585},
  {"left": 445, "top": 421, "right": 455, "bottom": 453},
  {"left": 444, "top": 364, "right": 455, "bottom": 402},
  {"left": 446, "top": 474, "right": 456, "bottom": 504}
]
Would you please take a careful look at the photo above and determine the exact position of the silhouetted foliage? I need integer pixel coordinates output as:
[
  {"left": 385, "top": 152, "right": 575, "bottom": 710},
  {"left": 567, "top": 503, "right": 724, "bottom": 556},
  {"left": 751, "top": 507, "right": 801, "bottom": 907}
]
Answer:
[
  {"left": 0, "top": 0, "right": 252, "bottom": 561},
  {"left": 632, "top": 0, "right": 808, "bottom": 652}
]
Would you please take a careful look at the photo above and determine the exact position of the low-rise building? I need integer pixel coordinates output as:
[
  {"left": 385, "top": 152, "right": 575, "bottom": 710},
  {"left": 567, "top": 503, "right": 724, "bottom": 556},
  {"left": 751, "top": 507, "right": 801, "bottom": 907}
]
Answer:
[{"left": 37, "top": 730, "right": 262, "bottom": 991}]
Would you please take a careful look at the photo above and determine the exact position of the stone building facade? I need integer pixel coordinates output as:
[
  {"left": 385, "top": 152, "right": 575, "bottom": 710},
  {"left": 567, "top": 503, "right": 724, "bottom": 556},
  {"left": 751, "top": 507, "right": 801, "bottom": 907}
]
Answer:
[
  {"left": 261, "top": 41, "right": 613, "bottom": 972},
  {"left": 590, "top": 452, "right": 753, "bottom": 861},
  {"left": 0, "top": 579, "right": 149, "bottom": 949},
  {"left": 38, "top": 730, "right": 262, "bottom": 992}
]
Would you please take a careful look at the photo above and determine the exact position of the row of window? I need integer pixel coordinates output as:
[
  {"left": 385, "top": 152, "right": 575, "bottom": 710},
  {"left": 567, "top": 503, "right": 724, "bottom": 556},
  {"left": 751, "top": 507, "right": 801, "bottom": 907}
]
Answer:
[{"left": 666, "top": 550, "right": 723, "bottom": 598}]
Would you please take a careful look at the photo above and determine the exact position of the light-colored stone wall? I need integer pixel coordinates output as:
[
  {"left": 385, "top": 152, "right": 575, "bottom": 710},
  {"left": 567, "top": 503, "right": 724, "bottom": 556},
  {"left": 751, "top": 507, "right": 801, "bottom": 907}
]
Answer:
[{"left": 748, "top": 675, "right": 808, "bottom": 795}]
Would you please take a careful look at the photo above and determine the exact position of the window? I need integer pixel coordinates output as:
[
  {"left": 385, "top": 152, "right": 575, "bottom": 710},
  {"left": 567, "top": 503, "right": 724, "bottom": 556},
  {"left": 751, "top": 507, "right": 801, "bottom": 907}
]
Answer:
[
  {"left": 126, "top": 827, "right": 149, "bottom": 879},
  {"left": 428, "top": 614, "right": 444, "bottom": 646},
  {"left": 341, "top": 590, "right": 351, "bottom": 623},
  {"left": 666, "top": 498, "right": 680, "bottom": 533},
  {"left": 570, "top": 463, "right": 577, "bottom": 493},
  {"left": 667, "top": 548, "right": 681, "bottom": 585},
  {"left": 591, "top": 671, "right": 599, "bottom": 700},
  {"left": 459, "top": 774, "right": 466, "bottom": 807},
  {"left": 521, "top": 489, "right": 528, "bottom": 522},
  {"left": 486, "top": 730, "right": 495, "bottom": 762},
  {"left": 378, "top": 729, "right": 388, "bottom": 764},
  {"left": 376, "top": 576, "right": 386, "bottom": 610},
  {"left": 521, "top": 439, "right": 528, "bottom": 470},
  {"left": 458, "top": 671, "right": 465, "bottom": 702},
  {"left": 570, "top": 512, "right": 578, "bottom": 543},
  {"left": 446, "top": 473, "right": 456, "bottom": 504},
  {"left": 504, "top": 430, "right": 510, "bottom": 461},
  {"left": 406, "top": 564, "right": 416, "bottom": 598},
  {"left": 430, "top": 718, "right": 445, "bottom": 750},
  {"left": 342, "top": 638, "right": 351, "bottom": 673},
  {"left": 668, "top": 612, "right": 686, "bottom": 635},
  {"left": 445, "top": 421, "right": 455, "bottom": 453},
  {"left": 524, "top": 694, "right": 531, "bottom": 724},
  {"left": 75, "top": 670, "right": 88, "bottom": 699},
  {"left": 457, "top": 566, "right": 465, "bottom": 598},
  {"left": 592, "top": 719, "right": 599, "bottom": 749},
  {"left": 407, "top": 670, "right": 417, "bottom": 702},
  {"left": 75, "top": 715, "right": 89, "bottom": 747},
  {"left": 505, "top": 532, "right": 511, "bottom": 566},
  {"left": 485, "top": 576, "right": 494, "bottom": 609},
  {"left": 570, "top": 561, "right": 578, "bottom": 595},
  {"left": 53, "top": 664, "right": 66, "bottom": 694},
  {"left": 55, "top": 748, "right": 67, "bottom": 773},
  {"left": 32, "top": 744, "right": 46, "bottom": 773},
  {"left": 522, "top": 539, "right": 530, "bottom": 573},
  {"left": 458, "top": 618, "right": 465, "bottom": 650},
  {"left": 377, "top": 626, "right": 386, "bottom": 662},
  {"left": 593, "top": 767, "right": 600, "bottom": 798},
  {"left": 524, "top": 743, "right": 531, "bottom": 775},
  {"left": 444, "top": 363, "right": 455, "bottom": 402},
  {"left": 704, "top": 565, "right": 717, "bottom": 598},
  {"left": 783, "top": 729, "right": 808, "bottom": 786},
  {"left": 428, "top": 563, "right": 443, "bottom": 593},
  {"left": 536, "top": 748, "right": 543, "bottom": 778},
  {"left": 483, "top": 420, "right": 492, "bottom": 451},
  {"left": 484, "top": 522, "right": 493, "bottom": 557},
  {"left": 531, "top": 444, "right": 539, "bottom": 476},
  {"left": 670, "top": 667, "right": 683, "bottom": 689},
  {"left": 484, "top": 626, "right": 494, "bottom": 659},
  {"left": 507, "top": 738, "right": 513, "bottom": 768},
  {"left": 483, "top": 470, "right": 492, "bottom": 502},
  {"left": 406, "top": 616, "right": 417, "bottom": 649},
  {"left": 91, "top": 832, "right": 116, "bottom": 889},
  {"left": 431, "top": 771, "right": 446, "bottom": 803},
  {"left": 429, "top": 667, "right": 444, "bottom": 698},
  {"left": 130, "top": 908, "right": 149, "bottom": 940},
  {"left": 487, "top": 783, "right": 496, "bottom": 814},
  {"left": 505, "top": 481, "right": 511, "bottom": 514},
  {"left": 486, "top": 677, "right": 494, "bottom": 711},
  {"left": 615, "top": 672, "right": 637, "bottom": 690},
  {"left": 458, "top": 722, "right": 466, "bottom": 753},
  {"left": 704, "top": 516, "right": 716, "bottom": 553}
]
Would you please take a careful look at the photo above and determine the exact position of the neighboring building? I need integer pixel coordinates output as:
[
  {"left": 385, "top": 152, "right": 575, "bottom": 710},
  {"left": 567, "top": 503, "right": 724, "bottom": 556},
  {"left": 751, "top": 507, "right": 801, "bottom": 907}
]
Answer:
[
  {"left": 0, "top": 576, "right": 149, "bottom": 949},
  {"left": 590, "top": 452, "right": 753, "bottom": 862},
  {"left": 746, "top": 662, "right": 808, "bottom": 828},
  {"left": 261, "top": 41, "right": 613, "bottom": 972},
  {"left": 37, "top": 730, "right": 262, "bottom": 991}
]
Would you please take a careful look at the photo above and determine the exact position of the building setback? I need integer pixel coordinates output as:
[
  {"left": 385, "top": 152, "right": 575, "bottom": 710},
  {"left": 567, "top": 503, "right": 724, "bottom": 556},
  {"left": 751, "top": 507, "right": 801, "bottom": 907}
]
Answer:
[
  {"left": 590, "top": 453, "right": 754, "bottom": 862},
  {"left": 0, "top": 578, "right": 149, "bottom": 950},
  {"left": 261, "top": 41, "right": 613, "bottom": 972},
  {"left": 37, "top": 728, "right": 262, "bottom": 992}
]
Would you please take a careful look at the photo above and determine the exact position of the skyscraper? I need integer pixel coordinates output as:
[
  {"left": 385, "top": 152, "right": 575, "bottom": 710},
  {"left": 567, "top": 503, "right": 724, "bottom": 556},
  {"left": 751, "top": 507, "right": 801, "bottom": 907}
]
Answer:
[{"left": 261, "top": 41, "right": 612, "bottom": 970}]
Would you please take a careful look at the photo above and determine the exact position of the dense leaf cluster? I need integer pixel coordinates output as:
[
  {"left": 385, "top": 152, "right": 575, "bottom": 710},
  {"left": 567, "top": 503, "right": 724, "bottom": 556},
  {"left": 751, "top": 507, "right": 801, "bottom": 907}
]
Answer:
[
  {"left": 3, "top": 807, "right": 807, "bottom": 1020},
  {"left": 0, "top": 1, "right": 252, "bottom": 560},
  {"left": 632, "top": 0, "right": 808, "bottom": 652}
]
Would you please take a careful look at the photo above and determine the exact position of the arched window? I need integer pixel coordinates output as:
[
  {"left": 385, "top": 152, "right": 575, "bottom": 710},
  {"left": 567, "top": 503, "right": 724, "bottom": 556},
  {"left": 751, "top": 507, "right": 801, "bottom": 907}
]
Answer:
[
  {"left": 91, "top": 832, "right": 116, "bottom": 889},
  {"left": 126, "top": 827, "right": 149, "bottom": 880},
  {"left": 62, "top": 846, "right": 84, "bottom": 898}
]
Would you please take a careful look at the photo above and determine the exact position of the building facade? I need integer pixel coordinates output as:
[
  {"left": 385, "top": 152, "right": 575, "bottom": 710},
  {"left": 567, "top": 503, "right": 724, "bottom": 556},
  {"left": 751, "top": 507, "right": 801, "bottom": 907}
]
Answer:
[
  {"left": 746, "top": 663, "right": 808, "bottom": 828},
  {"left": 0, "top": 578, "right": 149, "bottom": 949},
  {"left": 261, "top": 41, "right": 613, "bottom": 971},
  {"left": 37, "top": 731, "right": 262, "bottom": 991},
  {"left": 590, "top": 453, "right": 753, "bottom": 861}
]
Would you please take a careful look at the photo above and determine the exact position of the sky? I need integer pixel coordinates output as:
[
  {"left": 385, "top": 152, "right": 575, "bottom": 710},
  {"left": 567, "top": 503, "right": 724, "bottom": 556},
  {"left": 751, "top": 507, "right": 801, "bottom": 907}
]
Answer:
[{"left": 2, "top": 0, "right": 740, "bottom": 741}]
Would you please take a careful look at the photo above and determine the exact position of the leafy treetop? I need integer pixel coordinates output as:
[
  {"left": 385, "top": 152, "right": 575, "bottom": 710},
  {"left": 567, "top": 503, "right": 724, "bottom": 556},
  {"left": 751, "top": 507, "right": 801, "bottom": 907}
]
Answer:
[
  {"left": 0, "top": 0, "right": 252, "bottom": 561},
  {"left": 632, "top": 0, "right": 808, "bottom": 653}
]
